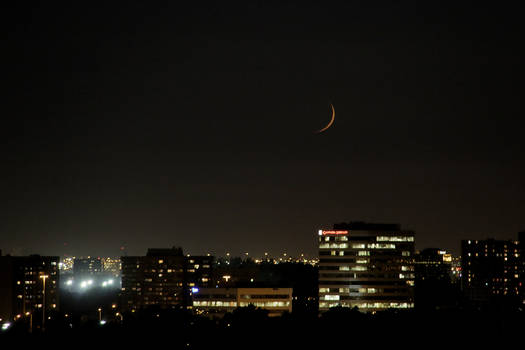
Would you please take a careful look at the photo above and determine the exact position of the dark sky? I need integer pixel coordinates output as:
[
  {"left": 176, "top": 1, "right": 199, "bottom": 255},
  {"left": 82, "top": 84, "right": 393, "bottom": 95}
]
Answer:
[{"left": 2, "top": 1, "right": 524, "bottom": 258}]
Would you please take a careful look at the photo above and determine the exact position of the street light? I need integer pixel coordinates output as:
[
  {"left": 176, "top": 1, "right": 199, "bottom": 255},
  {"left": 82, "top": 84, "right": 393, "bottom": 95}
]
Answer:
[
  {"left": 97, "top": 308, "right": 102, "bottom": 322},
  {"left": 39, "top": 275, "right": 48, "bottom": 331},
  {"left": 26, "top": 312, "right": 32, "bottom": 333}
]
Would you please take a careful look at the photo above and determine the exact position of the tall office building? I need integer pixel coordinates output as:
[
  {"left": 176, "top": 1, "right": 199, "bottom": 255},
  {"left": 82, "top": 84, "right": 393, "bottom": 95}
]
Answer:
[
  {"left": 318, "top": 222, "right": 415, "bottom": 312},
  {"left": 120, "top": 247, "right": 213, "bottom": 311},
  {"left": 0, "top": 254, "right": 59, "bottom": 322},
  {"left": 461, "top": 238, "right": 521, "bottom": 306}
]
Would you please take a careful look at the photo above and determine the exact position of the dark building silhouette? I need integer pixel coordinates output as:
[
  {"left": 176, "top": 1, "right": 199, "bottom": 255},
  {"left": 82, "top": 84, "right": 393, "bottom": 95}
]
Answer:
[
  {"left": 120, "top": 247, "right": 212, "bottom": 311},
  {"left": 318, "top": 222, "right": 415, "bottom": 312},
  {"left": 73, "top": 257, "right": 102, "bottom": 278},
  {"left": 461, "top": 238, "right": 521, "bottom": 308},
  {"left": 211, "top": 259, "right": 318, "bottom": 315},
  {"left": 414, "top": 248, "right": 458, "bottom": 309},
  {"left": 0, "top": 254, "right": 59, "bottom": 324},
  {"left": 73, "top": 257, "right": 102, "bottom": 275},
  {"left": 518, "top": 231, "right": 525, "bottom": 305}
]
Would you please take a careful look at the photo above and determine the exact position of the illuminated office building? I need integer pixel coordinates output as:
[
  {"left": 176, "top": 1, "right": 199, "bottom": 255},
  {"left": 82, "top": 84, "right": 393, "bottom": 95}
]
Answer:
[
  {"left": 318, "top": 222, "right": 415, "bottom": 312},
  {"left": 120, "top": 247, "right": 213, "bottom": 311},
  {"left": 192, "top": 287, "right": 293, "bottom": 316},
  {"left": 0, "top": 254, "right": 59, "bottom": 322},
  {"left": 461, "top": 238, "right": 521, "bottom": 306}
]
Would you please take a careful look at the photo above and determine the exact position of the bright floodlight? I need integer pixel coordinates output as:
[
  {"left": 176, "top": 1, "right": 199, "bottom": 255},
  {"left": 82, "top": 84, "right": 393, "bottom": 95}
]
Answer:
[
  {"left": 66, "top": 280, "right": 73, "bottom": 286},
  {"left": 1, "top": 323, "right": 11, "bottom": 331},
  {"left": 191, "top": 287, "right": 199, "bottom": 293},
  {"left": 80, "top": 281, "right": 88, "bottom": 288},
  {"left": 108, "top": 279, "right": 114, "bottom": 285},
  {"left": 99, "top": 320, "right": 106, "bottom": 325},
  {"left": 102, "top": 281, "right": 107, "bottom": 287},
  {"left": 87, "top": 280, "right": 93, "bottom": 285}
]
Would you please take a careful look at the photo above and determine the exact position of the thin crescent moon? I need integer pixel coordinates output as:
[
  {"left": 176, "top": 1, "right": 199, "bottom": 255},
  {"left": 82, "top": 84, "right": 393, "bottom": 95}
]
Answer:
[{"left": 315, "top": 104, "right": 335, "bottom": 133}]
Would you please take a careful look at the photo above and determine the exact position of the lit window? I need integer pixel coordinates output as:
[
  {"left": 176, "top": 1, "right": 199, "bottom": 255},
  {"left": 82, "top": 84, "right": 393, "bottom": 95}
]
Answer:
[
  {"left": 367, "top": 243, "right": 395, "bottom": 249},
  {"left": 351, "top": 266, "right": 367, "bottom": 271}
]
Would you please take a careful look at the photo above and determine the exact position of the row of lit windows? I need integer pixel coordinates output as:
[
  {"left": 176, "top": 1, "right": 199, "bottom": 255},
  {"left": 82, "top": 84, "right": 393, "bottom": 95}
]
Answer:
[
  {"left": 321, "top": 236, "right": 349, "bottom": 242},
  {"left": 376, "top": 236, "right": 414, "bottom": 242},
  {"left": 321, "top": 264, "right": 413, "bottom": 272},
  {"left": 322, "top": 288, "right": 382, "bottom": 300},
  {"left": 322, "top": 250, "right": 412, "bottom": 257},
  {"left": 240, "top": 294, "right": 290, "bottom": 299},
  {"left": 321, "top": 236, "right": 414, "bottom": 243},
  {"left": 319, "top": 280, "right": 414, "bottom": 286},
  {"left": 319, "top": 302, "right": 414, "bottom": 309},
  {"left": 320, "top": 287, "right": 409, "bottom": 294},
  {"left": 319, "top": 243, "right": 350, "bottom": 249},
  {"left": 320, "top": 243, "right": 402, "bottom": 249},
  {"left": 193, "top": 300, "right": 291, "bottom": 308},
  {"left": 239, "top": 301, "right": 290, "bottom": 308},
  {"left": 194, "top": 301, "right": 237, "bottom": 307}
]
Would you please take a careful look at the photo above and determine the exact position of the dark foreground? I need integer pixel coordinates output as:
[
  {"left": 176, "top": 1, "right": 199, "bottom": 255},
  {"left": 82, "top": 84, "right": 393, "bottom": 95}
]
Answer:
[{"left": 2, "top": 306, "right": 524, "bottom": 348}]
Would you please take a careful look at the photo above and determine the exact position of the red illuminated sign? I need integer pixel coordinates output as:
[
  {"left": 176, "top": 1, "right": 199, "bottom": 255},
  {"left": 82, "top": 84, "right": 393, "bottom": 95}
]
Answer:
[{"left": 322, "top": 230, "right": 348, "bottom": 235}]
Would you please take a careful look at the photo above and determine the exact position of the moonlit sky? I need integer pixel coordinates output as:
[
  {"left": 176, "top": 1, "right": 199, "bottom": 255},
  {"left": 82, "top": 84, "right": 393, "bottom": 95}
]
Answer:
[{"left": 2, "top": 1, "right": 524, "bottom": 258}]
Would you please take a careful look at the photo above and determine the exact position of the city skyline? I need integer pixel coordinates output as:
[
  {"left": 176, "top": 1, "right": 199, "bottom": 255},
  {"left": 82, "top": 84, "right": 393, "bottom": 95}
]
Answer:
[{"left": 2, "top": 1, "right": 524, "bottom": 258}]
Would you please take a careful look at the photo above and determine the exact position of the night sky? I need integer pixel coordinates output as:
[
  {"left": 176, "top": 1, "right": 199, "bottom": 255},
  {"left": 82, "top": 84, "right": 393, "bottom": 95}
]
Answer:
[{"left": 2, "top": 1, "right": 524, "bottom": 258}]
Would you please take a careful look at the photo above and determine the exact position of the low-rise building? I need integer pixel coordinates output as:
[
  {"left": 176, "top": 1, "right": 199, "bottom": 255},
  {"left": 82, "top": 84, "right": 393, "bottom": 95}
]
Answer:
[{"left": 192, "top": 287, "right": 293, "bottom": 316}]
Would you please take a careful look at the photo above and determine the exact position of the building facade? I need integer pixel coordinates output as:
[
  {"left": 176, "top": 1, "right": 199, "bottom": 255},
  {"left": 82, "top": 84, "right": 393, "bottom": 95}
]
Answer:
[
  {"left": 0, "top": 254, "right": 59, "bottom": 323},
  {"left": 192, "top": 287, "right": 293, "bottom": 316},
  {"left": 318, "top": 222, "right": 415, "bottom": 312},
  {"left": 461, "top": 238, "right": 521, "bottom": 307},
  {"left": 120, "top": 247, "right": 213, "bottom": 311}
]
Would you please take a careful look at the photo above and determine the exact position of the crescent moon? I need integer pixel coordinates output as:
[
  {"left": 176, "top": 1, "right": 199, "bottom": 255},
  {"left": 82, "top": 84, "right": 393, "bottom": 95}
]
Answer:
[{"left": 315, "top": 104, "right": 335, "bottom": 133}]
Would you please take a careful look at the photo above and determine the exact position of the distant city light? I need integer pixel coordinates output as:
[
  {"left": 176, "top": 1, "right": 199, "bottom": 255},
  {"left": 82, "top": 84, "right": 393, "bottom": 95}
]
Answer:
[
  {"left": 1, "top": 323, "right": 11, "bottom": 331},
  {"left": 191, "top": 287, "right": 199, "bottom": 293}
]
